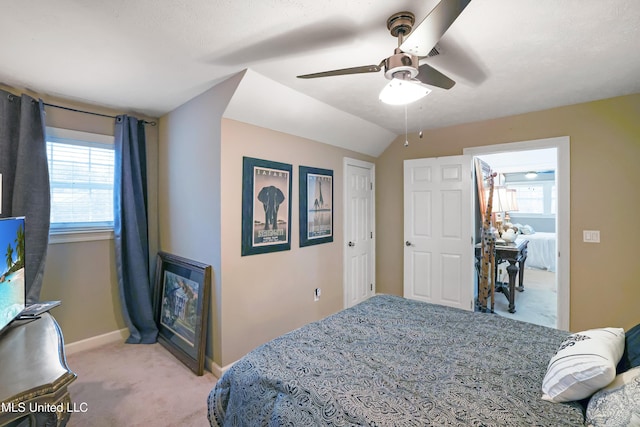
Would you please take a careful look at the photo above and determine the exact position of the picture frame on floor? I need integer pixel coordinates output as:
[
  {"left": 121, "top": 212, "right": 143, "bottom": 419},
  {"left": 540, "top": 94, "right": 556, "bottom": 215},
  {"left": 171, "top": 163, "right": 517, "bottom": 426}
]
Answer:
[
  {"left": 153, "top": 251, "right": 211, "bottom": 376},
  {"left": 299, "top": 166, "right": 333, "bottom": 247}
]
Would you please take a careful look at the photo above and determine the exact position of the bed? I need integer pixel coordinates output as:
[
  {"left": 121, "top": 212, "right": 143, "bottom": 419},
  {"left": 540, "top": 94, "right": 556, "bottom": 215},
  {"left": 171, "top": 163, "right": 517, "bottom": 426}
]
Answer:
[
  {"left": 518, "top": 232, "right": 556, "bottom": 272},
  {"left": 208, "top": 295, "right": 585, "bottom": 426}
]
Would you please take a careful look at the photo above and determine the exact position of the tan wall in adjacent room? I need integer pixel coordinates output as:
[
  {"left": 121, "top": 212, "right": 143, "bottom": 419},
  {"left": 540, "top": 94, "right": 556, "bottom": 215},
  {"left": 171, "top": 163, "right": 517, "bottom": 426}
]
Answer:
[{"left": 375, "top": 93, "right": 640, "bottom": 332}]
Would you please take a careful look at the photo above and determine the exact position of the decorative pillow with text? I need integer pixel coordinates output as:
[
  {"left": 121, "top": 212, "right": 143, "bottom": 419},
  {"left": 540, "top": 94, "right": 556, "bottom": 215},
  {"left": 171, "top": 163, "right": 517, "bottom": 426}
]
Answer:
[{"left": 542, "top": 327, "right": 625, "bottom": 403}]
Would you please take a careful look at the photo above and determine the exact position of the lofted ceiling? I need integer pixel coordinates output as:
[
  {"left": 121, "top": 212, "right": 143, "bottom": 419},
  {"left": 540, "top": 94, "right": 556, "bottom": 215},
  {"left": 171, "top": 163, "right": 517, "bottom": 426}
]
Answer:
[{"left": 2, "top": 0, "right": 640, "bottom": 153}]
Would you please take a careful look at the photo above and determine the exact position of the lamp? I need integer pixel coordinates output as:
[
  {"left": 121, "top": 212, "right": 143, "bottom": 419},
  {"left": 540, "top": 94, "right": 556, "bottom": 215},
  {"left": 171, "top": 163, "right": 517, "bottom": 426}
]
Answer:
[
  {"left": 490, "top": 187, "right": 518, "bottom": 213},
  {"left": 506, "top": 188, "right": 519, "bottom": 214},
  {"left": 525, "top": 171, "right": 538, "bottom": 179},
  {"left": 379, "top": 77, "right": 431, "bottom": 105},
  {"left": 490, "top": 186, "right": 507, "bottom": 214},
  {"left": 486, "top": 186, "right": 519, "bottom": 237}
]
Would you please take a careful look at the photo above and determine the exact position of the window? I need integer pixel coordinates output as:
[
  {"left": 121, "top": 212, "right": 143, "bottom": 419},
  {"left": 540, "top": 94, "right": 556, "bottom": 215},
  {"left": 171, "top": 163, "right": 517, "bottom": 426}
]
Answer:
[
  {"left": 46, "top": 127, "right": 115, "bottom": 232},
  {"left": 510, "top": 184, "right": 544, "bottom": 214},
  {"left": 508, "top": 181, "right": 556, "bottom": 216}
]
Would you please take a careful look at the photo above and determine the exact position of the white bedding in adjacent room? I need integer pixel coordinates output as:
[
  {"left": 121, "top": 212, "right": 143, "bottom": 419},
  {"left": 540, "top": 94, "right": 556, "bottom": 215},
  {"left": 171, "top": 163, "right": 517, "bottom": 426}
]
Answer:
[{"left": 519, "top": 232, "right": 556, "bottom": 272}]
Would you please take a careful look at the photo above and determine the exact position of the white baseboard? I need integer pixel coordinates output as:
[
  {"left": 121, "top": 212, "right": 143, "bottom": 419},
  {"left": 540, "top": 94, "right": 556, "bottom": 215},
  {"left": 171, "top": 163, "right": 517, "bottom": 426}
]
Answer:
[
  {"left": 206, "top": 356, "right": 235, "bottom": 379},
  {"left": 65, "top": 328, "right": 129, "bottom": 355},
  {"left": 65, "top": 329, "right": 236, "bottom": 378}
]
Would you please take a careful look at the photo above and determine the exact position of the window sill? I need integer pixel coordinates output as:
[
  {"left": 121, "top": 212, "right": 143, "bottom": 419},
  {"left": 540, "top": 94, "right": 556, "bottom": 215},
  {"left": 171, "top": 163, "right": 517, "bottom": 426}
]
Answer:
[
  {"left": 509, "top": 213, "right": 556, "bottom": 219},
  {"left": 49, "top": 228, "right": 114, "bottom": 244}
]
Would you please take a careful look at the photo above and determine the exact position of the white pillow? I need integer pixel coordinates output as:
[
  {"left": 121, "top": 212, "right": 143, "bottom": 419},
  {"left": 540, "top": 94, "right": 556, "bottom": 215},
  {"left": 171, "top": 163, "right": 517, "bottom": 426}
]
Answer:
[
  {"left": 541, "top": 327, "right": 625, "bottom": 403},
  {"left": 586, "top": 366, "right": 640, "bottom": 427},
  {"left": 521, "top": 224, "right": 535, "bottom": 235}
]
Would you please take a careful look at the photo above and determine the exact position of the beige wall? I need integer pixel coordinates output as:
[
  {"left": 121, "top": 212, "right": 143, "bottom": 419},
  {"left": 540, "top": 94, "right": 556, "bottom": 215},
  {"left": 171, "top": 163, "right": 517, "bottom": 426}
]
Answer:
[
  {"left": 158, "top": 74, "right": 373, "bottom": 368},
  {"left": 219, "top": 119, "right": 374, "bottom": 365},
  {"left": 158, "top": 73, "right": 243, "bottom": 366},
  {"left": 42, "top": 239, "right": 124, "bottom": 343},
  {"left": 1, "top": 84, "right": 159, "bottom": 344},
  {"left": 376, "top": 93, "right": 640, "bottom": 332}
]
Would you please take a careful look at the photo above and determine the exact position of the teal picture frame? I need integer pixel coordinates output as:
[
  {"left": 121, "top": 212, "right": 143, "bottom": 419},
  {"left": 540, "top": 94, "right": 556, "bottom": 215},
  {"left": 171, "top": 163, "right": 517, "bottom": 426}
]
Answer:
[
  {"left": 241, "top": 157, "right": 292, "bottom": 256},
  {"left": 299, "top": 166, "right": 333, "bottom": 247}
]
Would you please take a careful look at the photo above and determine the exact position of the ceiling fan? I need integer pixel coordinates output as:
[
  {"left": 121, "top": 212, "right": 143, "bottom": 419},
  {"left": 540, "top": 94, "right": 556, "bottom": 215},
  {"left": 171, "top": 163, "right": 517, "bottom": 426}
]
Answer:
[{"left": 297, "top": 0, "right": 472, "bottom": 105}]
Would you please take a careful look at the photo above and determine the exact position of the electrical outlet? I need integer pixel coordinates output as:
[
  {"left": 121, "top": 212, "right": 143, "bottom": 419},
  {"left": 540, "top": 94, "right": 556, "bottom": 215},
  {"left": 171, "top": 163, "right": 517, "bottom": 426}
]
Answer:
[{"left": 314, "top": 288, "right": 321, "bottom": 301}]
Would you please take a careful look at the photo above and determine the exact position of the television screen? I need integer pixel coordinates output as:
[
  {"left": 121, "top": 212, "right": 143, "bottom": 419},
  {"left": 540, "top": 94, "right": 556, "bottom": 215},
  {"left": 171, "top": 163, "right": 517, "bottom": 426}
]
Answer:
[{"left": 0, "top": 216, "right": 26, "bottom": 333}]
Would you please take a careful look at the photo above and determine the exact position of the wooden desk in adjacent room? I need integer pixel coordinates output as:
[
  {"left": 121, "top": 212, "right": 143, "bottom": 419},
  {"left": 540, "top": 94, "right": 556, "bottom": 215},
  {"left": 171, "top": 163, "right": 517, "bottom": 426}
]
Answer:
[
  {"left": 0, "top": 313, "right": 77, "bottom": 427},
  {"left": 475, "top": 239, "right": 529, "bottom": 313}
]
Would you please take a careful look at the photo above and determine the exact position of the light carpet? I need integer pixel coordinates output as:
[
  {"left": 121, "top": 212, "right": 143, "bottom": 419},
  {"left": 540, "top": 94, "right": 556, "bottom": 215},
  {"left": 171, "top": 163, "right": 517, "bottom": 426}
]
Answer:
[
  {"left": 492, "top": 266, "right": 557, "bottom": 329},
  {"left": 65, "top": 341, "right": 218, "bottom": 427}
]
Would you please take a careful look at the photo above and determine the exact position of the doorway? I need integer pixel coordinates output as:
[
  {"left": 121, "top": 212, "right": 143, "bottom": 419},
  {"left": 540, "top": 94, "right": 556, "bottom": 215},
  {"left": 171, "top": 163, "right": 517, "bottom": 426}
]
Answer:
[{"left": 465, "top": 137, "right": 570, "bottom": 330}]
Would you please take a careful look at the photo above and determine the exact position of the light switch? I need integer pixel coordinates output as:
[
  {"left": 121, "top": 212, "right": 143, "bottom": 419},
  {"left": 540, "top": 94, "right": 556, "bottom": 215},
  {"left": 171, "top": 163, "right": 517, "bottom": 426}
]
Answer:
[{"left": 583, "top": 230, "right": 600, "bottom": 243}]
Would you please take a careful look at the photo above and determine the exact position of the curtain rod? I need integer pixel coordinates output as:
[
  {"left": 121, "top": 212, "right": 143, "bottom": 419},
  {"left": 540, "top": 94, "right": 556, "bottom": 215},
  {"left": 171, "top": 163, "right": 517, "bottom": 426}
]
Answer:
[{"left": 42, "top": 102, "right": 157, "bottom": 126}]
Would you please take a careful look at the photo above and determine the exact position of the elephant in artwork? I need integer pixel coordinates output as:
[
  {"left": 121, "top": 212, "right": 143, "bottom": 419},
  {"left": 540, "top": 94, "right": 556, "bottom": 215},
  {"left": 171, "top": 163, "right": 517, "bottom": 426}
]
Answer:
[{"left": 257, "top": 186, "right": 285, "bottom": 230}]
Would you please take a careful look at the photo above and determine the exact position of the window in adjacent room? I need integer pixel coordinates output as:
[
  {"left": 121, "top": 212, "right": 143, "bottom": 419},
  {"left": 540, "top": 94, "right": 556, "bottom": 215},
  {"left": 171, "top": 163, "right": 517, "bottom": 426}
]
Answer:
[
  {"left": 508, "top": 181, "right": 556, "bottom": 216},
  {"left": 510, "top": 184, "right": 544, "bottom": 214},
  {"left": 46, "top": 127, "right": 115, "bottom": 235}
]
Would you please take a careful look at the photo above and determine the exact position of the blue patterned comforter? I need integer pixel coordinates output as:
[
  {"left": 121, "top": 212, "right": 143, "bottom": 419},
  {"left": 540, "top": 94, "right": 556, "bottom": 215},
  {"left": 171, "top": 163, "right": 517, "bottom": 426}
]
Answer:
[{"left": 208, "top": 295, "right": 584, "bottom": 426}]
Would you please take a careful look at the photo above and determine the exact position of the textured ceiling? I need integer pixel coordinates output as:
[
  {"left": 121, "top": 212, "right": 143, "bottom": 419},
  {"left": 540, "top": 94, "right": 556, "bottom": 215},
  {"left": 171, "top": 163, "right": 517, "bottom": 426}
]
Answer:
[{"left": 2, "top": 0, "right": 640, "bottom": 151}]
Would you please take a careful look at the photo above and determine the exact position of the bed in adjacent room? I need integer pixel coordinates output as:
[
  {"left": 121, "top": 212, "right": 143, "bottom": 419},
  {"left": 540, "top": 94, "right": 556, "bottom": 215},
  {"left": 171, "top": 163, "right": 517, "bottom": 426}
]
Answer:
[
  {"left": 208, "top": 295, "right": 586, "bottom": 426},
  {"left": 518, "top": 231, "right": 556, "bottom": 272}
]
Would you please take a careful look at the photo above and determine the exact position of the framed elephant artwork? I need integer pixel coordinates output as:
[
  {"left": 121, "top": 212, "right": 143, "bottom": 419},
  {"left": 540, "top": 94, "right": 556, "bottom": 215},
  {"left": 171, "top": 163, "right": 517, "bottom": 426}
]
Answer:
[
  {"left": 241, "top": 156, "right": 292, "bottom": 256},
  {"left": 299, "top": 166, "right": 333, "bottom": 247}
]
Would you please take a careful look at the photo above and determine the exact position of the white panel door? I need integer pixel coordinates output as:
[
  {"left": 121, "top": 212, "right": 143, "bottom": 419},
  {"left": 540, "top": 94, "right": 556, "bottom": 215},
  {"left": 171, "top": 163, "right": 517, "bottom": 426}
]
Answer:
[
  {"left": 344, "top": 160, "right": 375, "bottom": 308},
  {"left": 403, "top": 156, "right": 473, "bottom": 310}
]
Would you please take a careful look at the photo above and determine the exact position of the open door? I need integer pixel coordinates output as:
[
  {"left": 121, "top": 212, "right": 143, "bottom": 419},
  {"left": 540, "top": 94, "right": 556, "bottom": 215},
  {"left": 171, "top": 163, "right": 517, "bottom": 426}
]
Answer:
[{"left": 403, "top": 156, "right": 474, "bottom": 311}]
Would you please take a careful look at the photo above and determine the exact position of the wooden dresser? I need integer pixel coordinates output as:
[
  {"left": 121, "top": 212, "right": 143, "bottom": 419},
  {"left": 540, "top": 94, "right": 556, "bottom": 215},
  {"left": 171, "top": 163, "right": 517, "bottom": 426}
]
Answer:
[{"left": 0, "top": 314, "right": 76, "bottom": 427}]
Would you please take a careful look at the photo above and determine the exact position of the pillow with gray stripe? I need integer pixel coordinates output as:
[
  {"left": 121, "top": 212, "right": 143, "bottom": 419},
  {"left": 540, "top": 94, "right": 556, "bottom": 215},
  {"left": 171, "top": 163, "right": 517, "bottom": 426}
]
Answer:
[{"left": 542, "top": 327, "right": 625, "bottom": 403}]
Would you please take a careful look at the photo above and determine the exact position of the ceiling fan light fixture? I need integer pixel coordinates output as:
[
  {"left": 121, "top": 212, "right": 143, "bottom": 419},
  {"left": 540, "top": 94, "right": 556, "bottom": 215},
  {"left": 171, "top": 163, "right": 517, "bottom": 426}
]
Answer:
[
  {"left": 379, "top": 78, "right": 431, "bottom": 105},
  {"left": 525, "top": 171, "right": 538, "bottom": 179}
]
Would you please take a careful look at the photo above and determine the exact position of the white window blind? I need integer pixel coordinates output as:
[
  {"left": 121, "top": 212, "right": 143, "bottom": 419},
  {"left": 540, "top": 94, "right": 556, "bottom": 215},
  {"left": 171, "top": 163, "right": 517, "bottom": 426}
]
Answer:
[
  {"left": 509, "top": 182, "right": 556, "bottom": 215},
  {"left": 510, "top": 184, "right": 544, "bottom": 214},
  {"left": 46, "top": 127, "right": 115, "bottom": 230}
]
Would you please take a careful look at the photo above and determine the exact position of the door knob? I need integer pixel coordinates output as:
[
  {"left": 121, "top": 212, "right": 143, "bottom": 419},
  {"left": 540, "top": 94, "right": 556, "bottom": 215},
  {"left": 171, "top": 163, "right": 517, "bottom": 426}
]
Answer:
[
  {"left": 405, "top": 241, "right": 412, "bottom": 246},
  {"left": 348, "top": 241, "right": 355, "bottom": 247}
]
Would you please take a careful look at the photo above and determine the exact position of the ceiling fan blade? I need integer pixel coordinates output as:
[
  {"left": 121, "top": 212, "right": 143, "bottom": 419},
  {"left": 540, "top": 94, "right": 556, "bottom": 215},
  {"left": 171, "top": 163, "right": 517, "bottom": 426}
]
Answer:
[
  {"left": 400, "top": 0, "right": 472, "bottom": 56},
  {"left": 297, "top": 64, "right": 381, "bottom": 79},
  {"left": 416, "top": 63, "right": 456, "bottom": 89},
  {"left": 422, "top": 39, "right": 488, "bottom": 86}
]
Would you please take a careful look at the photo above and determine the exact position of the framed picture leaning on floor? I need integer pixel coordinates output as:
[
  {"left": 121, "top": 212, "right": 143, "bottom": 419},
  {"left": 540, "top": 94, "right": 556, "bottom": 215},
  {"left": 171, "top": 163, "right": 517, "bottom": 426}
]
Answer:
[{"left": 153, "top": 251, "right": 211, "bottom": 376}]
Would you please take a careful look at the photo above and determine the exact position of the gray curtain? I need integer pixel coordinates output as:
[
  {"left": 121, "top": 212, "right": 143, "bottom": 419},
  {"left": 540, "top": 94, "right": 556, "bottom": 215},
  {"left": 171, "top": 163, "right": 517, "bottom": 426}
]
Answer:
[
  {"left": 0, "top": 89, "right": 50, "bottom": 303},
  {"left": 114, "top": 115, "right": 158, "bottom": 344}
]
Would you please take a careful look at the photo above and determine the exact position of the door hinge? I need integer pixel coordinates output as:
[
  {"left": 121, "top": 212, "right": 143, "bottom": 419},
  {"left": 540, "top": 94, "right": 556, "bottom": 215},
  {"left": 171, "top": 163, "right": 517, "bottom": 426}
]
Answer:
[
  {"left": 370, "top": 182, "right": 373, "bottom": 190},
  {"left": 370, "top": 231, "right": 373, "bottom": 238},
  {"left": 370, "top": 283, "right": 373, "bottom": 291}
]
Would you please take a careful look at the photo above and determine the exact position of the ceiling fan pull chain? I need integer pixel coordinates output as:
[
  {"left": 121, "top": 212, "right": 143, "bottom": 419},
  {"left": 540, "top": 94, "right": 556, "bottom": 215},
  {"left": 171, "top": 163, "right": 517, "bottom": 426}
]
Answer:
[{"left": 404, "top": 104, "right": 409, "bottom": 147}]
